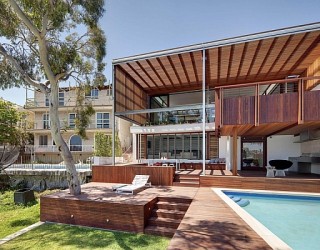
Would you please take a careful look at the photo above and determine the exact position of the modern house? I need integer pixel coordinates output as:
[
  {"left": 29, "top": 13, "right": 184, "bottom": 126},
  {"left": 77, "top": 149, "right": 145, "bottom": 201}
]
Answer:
[
  {"left": 25, "top": 85, "right": 132, "bottom": 163},
  {"left": 111, "top": 22, "right": 320, "bottom": 175}
]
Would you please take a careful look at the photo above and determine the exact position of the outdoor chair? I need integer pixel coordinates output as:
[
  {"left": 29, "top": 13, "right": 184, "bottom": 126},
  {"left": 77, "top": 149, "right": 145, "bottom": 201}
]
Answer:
[
  {"left": 269, "top": 160, "right": 293, "bottom": 177},
  {"left": 115, "top": 175, "right": 150, "bottom": 194}
]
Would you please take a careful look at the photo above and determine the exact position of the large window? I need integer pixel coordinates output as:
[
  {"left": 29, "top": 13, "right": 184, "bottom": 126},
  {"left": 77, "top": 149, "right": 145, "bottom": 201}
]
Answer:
[
  {"left": 146, "top": 133, "right": 209, "bottom": 160},
  {"left": 39, "top": 135, "right": 48, "bottom": 146},
  {"left": 85, "top": 88, "right": 99, "bottom": 99},
  {"left": 96, "top": 112, "right": 109, "bottom": 128},
  {"left": 43, "top": 114, "right": 50, "bottom": 129},
  {"left": 70, "top": 135, "right": 82, "bottom": 151},
  {"left": 69, "top": 113, "right": 77, "bottom": 128}
]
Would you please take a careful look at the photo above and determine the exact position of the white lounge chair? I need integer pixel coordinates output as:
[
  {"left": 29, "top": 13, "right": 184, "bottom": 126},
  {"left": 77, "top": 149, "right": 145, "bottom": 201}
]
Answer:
[{"left": 116, "top": 175, "right": 150, "bottom": 194}]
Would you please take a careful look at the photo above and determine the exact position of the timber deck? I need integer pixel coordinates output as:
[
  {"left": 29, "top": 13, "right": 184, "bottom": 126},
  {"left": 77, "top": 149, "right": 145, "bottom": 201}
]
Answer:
[{"left": 41, "top": 182, "right": 273, "bottom": 249}]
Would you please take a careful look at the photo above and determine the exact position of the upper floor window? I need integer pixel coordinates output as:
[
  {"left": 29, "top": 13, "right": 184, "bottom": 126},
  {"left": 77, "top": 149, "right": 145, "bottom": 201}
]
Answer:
[
  {"left": 45, "top": 92, "right": 64, "bottom": 106},
  {"left": 85, "top": 88, "right": 99, "bottom": 99},
  {"left": 70, "top": 135, "right": 82, "bottom": 151},
  {"left": 43, "top": 113, "right": 50, "bottom": 129},
  {"left": 96, "top": 112, "right": 109, "bottom": 128},
  {"left": 39, "top": 135, "right": 48, "bottom": 146},
  {"left": 59, "top": 92, "right": 64, "bottom": 106},
  {"left": 69, "top": 113, "right": 77, "bottom": 128}
]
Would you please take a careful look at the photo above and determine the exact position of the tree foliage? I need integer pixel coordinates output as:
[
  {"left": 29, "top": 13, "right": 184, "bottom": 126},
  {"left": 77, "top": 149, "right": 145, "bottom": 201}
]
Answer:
[
  {"left": 0, "top": 0, "right": 107, "bottom": 195},
  {"left": 0, "top": 99, "right": 27, "bottom": 145},
  {"left": 94, "top": 132, "right": 122, "bottom": 157}
]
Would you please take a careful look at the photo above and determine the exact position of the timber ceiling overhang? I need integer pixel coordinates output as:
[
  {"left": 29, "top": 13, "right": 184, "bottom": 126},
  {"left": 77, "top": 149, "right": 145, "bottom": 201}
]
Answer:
[{"left": 113, "top": 22, "right": 320, "bottom": 96}]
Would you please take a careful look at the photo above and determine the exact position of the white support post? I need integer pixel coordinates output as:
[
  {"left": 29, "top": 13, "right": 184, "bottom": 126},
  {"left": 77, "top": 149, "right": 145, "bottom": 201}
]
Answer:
[
  {"left": 202, "top": 49, "right": 206, "bottom": 176},
  {"left": 112, "top": 65, "right": 115, "bottom": 166}
]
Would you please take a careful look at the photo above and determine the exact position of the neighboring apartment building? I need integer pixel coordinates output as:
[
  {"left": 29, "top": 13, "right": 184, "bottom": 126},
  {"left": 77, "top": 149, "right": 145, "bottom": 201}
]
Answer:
[
  {"left": 25, "top": 85, "right": 132, "bottom": 163},
  {"left": 112, "top": 23, "right": 320, "bottom": 175}
]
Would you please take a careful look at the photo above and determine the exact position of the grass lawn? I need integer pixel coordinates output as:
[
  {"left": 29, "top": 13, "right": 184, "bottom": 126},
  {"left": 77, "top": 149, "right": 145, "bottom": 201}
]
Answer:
[
  {"left": 1, "top": 223, "right": 170, "bottom": 250},
  {"left": 0, "top": 190, "right": 170, "bottom": 249},
  {"left": 0, "top": 190, "right": 40, "bottom": 238}
]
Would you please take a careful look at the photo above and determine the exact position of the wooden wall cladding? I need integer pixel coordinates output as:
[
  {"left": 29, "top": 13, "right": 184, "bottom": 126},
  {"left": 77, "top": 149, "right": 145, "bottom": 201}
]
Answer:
[
  {"left": 92, "top": 165, "right": 175, "bottom": 186},
  {"left": 304, "top": 90, "right": 320, "bottom": 121},
  {"left": 115, "top": 66, "right": 148, "bottom": 125},
  {"left": 200, "top": 176, "right": 320, "bottom": 193},
  {"left": 223, "top": 96, "right": 255, "bottom": 125},
  {"left": 40, "top": 196, "right": 153, "bottom": 233},
  {"left": 259, "top": 92, "right": 298, "bottom": 123}
]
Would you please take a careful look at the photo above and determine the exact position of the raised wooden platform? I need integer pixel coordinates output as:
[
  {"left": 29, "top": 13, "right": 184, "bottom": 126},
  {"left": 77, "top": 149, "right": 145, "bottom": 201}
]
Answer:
[
  {"left": 92, "top": 165, "right": 175, "bottom": 186},
  {"left": 40, "top": 182, "right": 197, "bottom": 233}
]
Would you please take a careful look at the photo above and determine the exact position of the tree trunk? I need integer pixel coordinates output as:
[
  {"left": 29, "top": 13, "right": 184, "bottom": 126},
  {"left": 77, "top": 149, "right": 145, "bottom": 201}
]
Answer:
[{"left": 49, "top": 84, "right": 81, "bottom": 195}]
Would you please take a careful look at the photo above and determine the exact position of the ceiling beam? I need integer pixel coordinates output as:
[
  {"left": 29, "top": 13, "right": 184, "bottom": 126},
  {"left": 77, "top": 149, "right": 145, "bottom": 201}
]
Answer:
[
  {"left": 178, "top": 54, "right": 191, "bottom": 86},
  {"left": 125, "top": 63, "right": 152, "bottom": 89},
  {"left": 245, "top": 40, "right": 262, "bottom": 79},
  {"left": 168, "top": 56, "right": 183, "bottom": 87},
  {"left": 145, "top": 59, "right": 169, "bottom": 90},
  {"left": 136, "top": 61, "right": 161, "bottom": 89},
  {"left": 254, "top": 37, "right": 278, "bottom": 78},
  {"left": 156, "top": 57, "right": 175, "bottom": 86},
  {"left": 226, "top": 45, "right": 235, "bottom": 82},
  {"left": 236, "top": 42, "right": 248, "bottom": 81},
  {"left": 287, "top": 33, "right": 320, "bottom": 76},
  {"left": 190, "top": 52, "right": 200, "bottom": 85}
]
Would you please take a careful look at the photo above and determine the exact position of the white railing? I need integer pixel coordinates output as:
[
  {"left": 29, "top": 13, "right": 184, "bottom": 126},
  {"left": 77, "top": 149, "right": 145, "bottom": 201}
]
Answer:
[
  {"left": 30, "top": 119, "right": 111, "bottom": 130},
  {"left": 33, "top": 145, "right": 94, "bottom": 153},
  {"left": 25, "top": 93, "right": 112, "bottom": 108}
]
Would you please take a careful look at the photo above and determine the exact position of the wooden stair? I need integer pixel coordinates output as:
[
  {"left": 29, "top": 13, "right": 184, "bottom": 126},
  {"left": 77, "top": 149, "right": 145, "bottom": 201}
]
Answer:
[
  {"left": 173, "top": 174, "right": 200, "bottom": 187},
  {"left": 144, "top": 197, "right": 192, "bottom": 238}
]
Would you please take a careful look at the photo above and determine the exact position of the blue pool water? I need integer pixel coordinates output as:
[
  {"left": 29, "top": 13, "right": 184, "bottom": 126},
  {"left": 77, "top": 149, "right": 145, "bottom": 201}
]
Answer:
[{"left": 224, "top": 191, "right": 320, "bottom": 250}]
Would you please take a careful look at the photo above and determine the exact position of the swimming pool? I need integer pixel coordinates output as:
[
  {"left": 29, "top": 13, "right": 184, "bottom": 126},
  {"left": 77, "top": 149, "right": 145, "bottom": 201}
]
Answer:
[{"left": 214, "top": 188, "right": 320, "bottom": 250}]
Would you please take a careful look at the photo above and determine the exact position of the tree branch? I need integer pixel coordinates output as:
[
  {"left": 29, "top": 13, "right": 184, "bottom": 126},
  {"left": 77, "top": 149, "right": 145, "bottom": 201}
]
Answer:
[
  {"left": 7, "top": 0, "right": 41, "bottom": 38},
  {"left": 0, "top": 44, "right": 48, "bottom": 93}
]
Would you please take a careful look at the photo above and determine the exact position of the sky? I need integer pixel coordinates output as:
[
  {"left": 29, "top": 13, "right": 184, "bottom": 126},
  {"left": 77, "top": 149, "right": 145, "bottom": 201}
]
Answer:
[{"left": 1, "top": 0, "right": 320, "bottom": 105}]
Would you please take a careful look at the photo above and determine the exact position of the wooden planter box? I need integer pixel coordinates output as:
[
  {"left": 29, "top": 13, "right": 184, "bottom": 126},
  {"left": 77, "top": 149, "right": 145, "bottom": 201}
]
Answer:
[{"left": 14, "top": 188, "right": 35, "bottom": 205}]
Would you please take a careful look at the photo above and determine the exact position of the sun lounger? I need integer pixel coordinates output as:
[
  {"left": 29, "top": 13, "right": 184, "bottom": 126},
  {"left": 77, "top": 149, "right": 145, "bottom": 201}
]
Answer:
[{"left": 116, "top": 175, "right": 150, "bottom": 194}]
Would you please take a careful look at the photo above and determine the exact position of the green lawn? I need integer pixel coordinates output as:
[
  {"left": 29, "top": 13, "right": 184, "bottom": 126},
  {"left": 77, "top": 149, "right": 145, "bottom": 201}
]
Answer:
[
  {"left": 1, "top": 223, "right": 170, "bottom": 250},
  {"left": 0, "top": 190, "right": 40, "bottom": 238},
  {"left": 0, "top": 190, "right": 170, "bottom": 250}
]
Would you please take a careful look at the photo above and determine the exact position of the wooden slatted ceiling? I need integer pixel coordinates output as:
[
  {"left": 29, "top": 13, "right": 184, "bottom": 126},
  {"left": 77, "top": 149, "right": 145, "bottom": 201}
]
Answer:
[{"left": 116, "top": 30, "right": 320, "bottom": 96}]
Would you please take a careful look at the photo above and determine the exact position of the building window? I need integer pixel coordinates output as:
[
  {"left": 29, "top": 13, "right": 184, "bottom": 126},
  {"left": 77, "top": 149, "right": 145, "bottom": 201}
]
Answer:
[
  {"left": 85, "top": 88, "right": 99, "bottom": 99},
  {"left": 45, "top": 95, "right": 49, "bottom": 107},
  {"left": 70, "top": 135, "right": 82, "bottom": 151},
  {"left": 39, "top": 135, "right": 48, "bottom": 146},
  {"left": 59, "top": 92, "right": 64, "bottom": 106},
  {"left": 69, "top": 113, "right": 77, "bottom": 128},
  {"left": 45, "top": 92, "right": 64, "bottom": 106},
  {"left": 96, "top": 112, "right": 109, "bottom": 128},
  {"left": 43, "top": 114, "right": 50, "bottom": 129}
]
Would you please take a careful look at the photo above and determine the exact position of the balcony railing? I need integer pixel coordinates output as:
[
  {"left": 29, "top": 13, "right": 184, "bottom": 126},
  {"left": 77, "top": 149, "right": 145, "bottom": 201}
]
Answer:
[
  {"left": 148, "top": 106, "right": 215, "bottom": 126},
  {"left": 28, "top": 119, "right": 110, "bottom": 130},
  {"left": 33, "top": 145, "right": 94, "bottom": 153},
  {"left": 25, "top": 93, "right": 112, "bottom": 108}
]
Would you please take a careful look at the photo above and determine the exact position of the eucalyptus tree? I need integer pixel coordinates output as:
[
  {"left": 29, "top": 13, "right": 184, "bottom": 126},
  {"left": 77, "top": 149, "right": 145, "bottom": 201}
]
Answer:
[{"left": 0, "top": 0, "right": 106, "bottom": 195}]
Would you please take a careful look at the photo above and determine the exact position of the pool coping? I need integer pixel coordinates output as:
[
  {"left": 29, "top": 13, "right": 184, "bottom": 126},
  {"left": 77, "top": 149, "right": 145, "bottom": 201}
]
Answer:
[{"left": 212, "top": 188, "right": 320, "bottom": 250}]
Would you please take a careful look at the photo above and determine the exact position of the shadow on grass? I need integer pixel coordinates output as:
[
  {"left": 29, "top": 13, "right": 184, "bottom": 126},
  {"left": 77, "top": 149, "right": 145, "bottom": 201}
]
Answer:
[
  {"left": 10, "top": 219, "right": 35, "bottom": 227},
  {"left": 2, "top": 223, "right": 169, "bottom": 250}
]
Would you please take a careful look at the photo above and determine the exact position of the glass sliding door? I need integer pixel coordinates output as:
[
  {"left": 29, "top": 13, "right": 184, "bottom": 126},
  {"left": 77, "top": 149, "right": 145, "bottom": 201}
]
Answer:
[{"left": 241, "top": 137, "right": 266, "bottom": 170}]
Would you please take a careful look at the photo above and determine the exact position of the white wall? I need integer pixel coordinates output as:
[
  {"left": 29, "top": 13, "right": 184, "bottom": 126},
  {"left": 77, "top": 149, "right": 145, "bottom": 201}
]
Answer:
[
  {"left": 267, "top": 135, "right": 301, "bottom": 163},
  {"left": 218, "top": 136, "right": 241, "bottom": 171}
]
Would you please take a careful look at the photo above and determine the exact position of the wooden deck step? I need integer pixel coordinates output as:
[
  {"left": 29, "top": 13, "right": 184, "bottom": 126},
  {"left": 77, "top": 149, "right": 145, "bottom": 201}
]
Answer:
[
  {"left": 172, "top": 181, "right": 199, "bottom": 187},
  {"left": 157, "top": 197, "right": 192, "bottom": 204},
  {"left": 152, "top": 208, "right": 186, "bottom": 220},
  {"left": 147, "top": 217, "right": 181, "bottom": 228},
  {"left": 144, "top": 225, "right": 176, "bottom": 238},
  {"left": 156, "top": 201, "right": 190, "bottom": 211}
]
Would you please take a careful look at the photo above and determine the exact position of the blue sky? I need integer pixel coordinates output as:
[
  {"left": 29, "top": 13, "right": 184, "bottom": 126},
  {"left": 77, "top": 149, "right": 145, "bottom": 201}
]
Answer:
[{"left": 1, "top": 0, "right": 320, "bottom": 105}]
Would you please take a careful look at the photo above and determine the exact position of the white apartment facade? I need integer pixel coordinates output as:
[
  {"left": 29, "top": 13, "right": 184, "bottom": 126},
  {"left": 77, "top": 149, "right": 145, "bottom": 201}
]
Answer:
[{"left": 25, "top": 86, "right": 131, "bottom": 163}]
